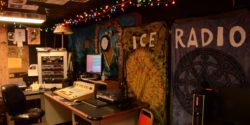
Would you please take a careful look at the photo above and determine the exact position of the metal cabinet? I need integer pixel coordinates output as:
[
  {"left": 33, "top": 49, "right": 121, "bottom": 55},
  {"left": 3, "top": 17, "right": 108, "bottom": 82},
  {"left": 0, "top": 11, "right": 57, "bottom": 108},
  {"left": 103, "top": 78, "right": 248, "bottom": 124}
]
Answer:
[{"left": 37, "top": 50, "right": 67, "bottom": 89}]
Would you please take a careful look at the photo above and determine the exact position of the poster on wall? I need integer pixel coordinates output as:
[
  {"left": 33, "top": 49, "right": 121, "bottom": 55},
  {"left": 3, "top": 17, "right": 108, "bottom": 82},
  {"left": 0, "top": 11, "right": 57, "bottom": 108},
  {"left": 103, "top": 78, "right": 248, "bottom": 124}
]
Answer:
[
  {"left": 14, "top": 28, "right": 26, "bottom": 47},
  {"left": 121, "top": 22, "right": 168, "bottom": 125},
  {"left": 27, "top": 27, "right": 41, "bottom": 45},
  {"left": 97, "top": 20, "right": 122, "bottom": 80},
  {"left": 170, "top": 9, "right": 250, "bottom": 125}
]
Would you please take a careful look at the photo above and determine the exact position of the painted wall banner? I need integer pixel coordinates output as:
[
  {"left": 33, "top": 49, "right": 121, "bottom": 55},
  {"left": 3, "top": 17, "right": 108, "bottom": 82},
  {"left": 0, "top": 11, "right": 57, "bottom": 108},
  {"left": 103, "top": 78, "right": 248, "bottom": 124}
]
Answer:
[
  {"left": 121, "top": 22, "right": 168, "bottom": 125},
  {"left": 68, "top": 13, "right": 141, "bottom": 80},
  {"left": 97, "top": 13, "right": 141, "bottom": 80},
  {"left": 171, "top": 9, "right": 250, "bottom": 125}
]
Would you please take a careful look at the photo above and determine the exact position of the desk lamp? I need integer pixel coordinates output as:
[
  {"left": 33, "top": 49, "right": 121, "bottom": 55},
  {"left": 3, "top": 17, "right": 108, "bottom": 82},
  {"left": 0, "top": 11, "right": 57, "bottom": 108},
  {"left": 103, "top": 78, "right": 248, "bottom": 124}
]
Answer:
[{"left": 53, "top": 23, "right": 73, "bottom": 49}]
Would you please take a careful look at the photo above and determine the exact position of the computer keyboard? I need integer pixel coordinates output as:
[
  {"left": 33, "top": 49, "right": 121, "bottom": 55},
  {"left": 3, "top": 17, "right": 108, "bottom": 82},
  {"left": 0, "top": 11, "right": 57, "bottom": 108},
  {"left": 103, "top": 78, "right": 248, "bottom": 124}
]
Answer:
[
  {"left": 80, "top": 78, "right": 107, "bottom": 85},
  {"left": 87, "top": 77, "right": 99, "bottom": 80},
  {"left": 82, "top": 98, "right": 108, "bottom": 108}
]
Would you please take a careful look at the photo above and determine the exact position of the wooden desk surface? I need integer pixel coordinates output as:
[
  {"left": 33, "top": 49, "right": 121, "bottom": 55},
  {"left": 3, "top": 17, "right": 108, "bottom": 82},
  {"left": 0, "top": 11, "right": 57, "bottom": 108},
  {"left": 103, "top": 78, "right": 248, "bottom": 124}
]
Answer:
[
  {"left": 44, "top": 92, "right": 89, "bottom": 118},
  {"left": 44, "top": 92, "right": 148, "bottom": 121},
  {"left": 23, "top": 89, "right": 45, "bottom": 96}
]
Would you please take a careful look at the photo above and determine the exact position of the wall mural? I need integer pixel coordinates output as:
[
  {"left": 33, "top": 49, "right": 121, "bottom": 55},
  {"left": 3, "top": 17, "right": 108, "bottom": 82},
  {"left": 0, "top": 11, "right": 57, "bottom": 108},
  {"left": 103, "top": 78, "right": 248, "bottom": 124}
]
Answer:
[
  {"left": 171, "top": 9, "right": 250, "bottom": 125},
  {"left": 97, "top": 13, "right": 141, "bottom": 80},
  {"left": 121, "top": 22, "right": 168, "bottom": 125},
  {"left": 67, "top": 13, "right": 141, "bottom": 79}
]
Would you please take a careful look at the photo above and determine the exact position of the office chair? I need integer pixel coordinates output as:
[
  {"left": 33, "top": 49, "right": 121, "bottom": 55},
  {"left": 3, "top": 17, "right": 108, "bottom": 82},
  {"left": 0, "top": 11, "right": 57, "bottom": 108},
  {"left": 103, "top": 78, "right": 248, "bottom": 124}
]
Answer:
[
  {"left": 138, "top": 108, "right": 154, "bottom": 125},
  {"left": 1, "top": 84, "right": 44, "bottom": 125}
]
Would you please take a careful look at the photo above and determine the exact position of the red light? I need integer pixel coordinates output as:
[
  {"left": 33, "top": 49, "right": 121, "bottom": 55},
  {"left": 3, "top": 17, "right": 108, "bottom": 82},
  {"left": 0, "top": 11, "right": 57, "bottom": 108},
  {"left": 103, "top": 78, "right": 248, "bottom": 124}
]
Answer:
[{"left": 195, "top": 96, "right": 199, "bottom": 106}]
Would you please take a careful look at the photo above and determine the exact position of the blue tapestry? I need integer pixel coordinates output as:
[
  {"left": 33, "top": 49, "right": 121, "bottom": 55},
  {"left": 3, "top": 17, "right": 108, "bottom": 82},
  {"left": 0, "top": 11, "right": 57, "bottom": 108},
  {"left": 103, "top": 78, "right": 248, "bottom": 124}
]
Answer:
[{"left": 68, "top": 13, "right": 141, "bottom": 79}]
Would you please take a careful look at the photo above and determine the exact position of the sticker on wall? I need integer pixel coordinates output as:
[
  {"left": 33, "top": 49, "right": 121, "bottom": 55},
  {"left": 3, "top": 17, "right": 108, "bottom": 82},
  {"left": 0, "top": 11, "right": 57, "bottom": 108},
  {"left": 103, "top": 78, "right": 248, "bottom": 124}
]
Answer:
[{"left": 27, "top": 27, "right": 40, "bottom": 45}]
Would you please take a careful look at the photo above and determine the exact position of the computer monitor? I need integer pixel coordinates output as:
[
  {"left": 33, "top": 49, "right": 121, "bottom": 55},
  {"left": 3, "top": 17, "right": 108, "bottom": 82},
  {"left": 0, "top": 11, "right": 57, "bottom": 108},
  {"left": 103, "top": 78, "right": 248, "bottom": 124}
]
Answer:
[{"left": 86, "top": 54, "right": 102, "bottom": 76}]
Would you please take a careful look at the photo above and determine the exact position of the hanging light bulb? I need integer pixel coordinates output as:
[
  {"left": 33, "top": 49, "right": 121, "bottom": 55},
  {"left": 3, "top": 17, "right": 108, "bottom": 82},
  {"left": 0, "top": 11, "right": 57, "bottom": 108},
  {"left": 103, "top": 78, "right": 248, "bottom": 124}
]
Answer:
[{"left": 172, "top": 0, "right": 176, "bottom": 5}]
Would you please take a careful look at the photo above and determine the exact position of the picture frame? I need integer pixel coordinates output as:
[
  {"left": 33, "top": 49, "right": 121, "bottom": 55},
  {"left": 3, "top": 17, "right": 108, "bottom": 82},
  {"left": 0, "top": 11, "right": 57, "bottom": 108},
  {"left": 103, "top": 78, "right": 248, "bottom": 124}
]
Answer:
[{"left": 27, "top": 27, "right": 41, "bottom": 45}]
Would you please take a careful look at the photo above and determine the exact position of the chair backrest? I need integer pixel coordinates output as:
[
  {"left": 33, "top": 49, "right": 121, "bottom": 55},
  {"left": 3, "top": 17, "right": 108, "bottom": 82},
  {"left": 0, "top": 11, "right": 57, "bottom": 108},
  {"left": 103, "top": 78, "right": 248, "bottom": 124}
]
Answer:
[
  {"left": 1, "top": 84, "right": 27, "bottom": 116},
  {"left": 138, "top": 108, "right": 154, "bottom": 125}
]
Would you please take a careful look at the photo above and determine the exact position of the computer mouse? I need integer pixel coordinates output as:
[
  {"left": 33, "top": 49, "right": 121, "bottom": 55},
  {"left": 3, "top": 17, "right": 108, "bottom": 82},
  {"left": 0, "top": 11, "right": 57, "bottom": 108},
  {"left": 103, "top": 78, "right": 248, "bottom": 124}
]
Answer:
[
  {"left": 73, "top": 100, "right": 82, "bottom": 103},
  {"left": 50, "top": 87, "right": 57, "bottom": 92}
]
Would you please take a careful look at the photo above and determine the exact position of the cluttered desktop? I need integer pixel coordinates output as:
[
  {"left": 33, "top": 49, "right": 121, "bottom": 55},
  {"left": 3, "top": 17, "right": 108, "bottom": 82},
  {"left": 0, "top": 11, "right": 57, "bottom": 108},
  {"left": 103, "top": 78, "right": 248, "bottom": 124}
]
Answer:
[
  {"left": 40, "top": 53, "right": 147, "bottom": 125},
  {"left": 43, "top": 78, "right": 145, "bottom": 125},
  {"left": 0, "top": 52, "right": 147, "bottom": 125}
]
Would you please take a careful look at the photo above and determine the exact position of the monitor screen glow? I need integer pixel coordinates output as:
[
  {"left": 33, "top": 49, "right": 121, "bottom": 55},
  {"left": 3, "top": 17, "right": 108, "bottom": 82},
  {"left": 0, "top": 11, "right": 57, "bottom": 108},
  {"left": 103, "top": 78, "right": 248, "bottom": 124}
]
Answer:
[{"left": 86, "top": 54, "right": 102, "bottom": 74}]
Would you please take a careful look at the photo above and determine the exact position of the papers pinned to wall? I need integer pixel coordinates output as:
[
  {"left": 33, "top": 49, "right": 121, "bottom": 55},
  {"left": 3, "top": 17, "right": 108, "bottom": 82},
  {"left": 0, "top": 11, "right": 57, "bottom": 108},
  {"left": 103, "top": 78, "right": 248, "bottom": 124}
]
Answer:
[
  {"left": 8, "top": 58, "right": 22, "bottom": 68},
  {"left": 28, "top": 64, "right": 38, "bottom": 76},
  {"left": 14, "top": 28, "right": 26, "bottom": 47}
]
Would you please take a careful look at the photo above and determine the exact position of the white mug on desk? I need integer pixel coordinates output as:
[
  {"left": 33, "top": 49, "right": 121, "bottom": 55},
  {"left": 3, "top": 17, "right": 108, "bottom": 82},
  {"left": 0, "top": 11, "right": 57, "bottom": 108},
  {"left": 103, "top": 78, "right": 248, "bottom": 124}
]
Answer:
[{"left": 30, "top": 82, "right": 40, "bottom": 91}]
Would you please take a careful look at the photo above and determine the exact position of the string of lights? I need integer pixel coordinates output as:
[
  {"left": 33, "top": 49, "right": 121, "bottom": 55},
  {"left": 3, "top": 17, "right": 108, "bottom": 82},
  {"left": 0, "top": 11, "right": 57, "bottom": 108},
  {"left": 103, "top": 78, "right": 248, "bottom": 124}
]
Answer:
[
  {"left": 40, "top": 0, "right": 175, "bottom": 32},
  {"left": 64, "top": 0, "right": 176, "bottom": 25},
  {"left": 0, "top": 0, "right": 175, "bottom": 32}
]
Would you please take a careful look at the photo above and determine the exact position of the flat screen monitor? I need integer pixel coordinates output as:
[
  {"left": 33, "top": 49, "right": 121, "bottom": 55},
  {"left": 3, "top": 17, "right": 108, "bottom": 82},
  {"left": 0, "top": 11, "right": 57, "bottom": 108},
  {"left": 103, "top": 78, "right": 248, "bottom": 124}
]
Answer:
[{"left": 86, "top": 54, "right": 102, "bottom": 75}]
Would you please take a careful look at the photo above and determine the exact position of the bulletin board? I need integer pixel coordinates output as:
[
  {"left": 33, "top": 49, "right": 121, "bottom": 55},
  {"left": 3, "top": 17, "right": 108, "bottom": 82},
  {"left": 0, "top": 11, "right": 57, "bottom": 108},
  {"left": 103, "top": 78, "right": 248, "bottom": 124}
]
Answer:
[
  {"left": 8, "top": 46, "right": 29, "bottom": 83},
  {"left": 8, "top": 46, "right": 29, "bottom": 72},
  {"left": 0, "top": 25, "right": 29, "bottom": 85}
]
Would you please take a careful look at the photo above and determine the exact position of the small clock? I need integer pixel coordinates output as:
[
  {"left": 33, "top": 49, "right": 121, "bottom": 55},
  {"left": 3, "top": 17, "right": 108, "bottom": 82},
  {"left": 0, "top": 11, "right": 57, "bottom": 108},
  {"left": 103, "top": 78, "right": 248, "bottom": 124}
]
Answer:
[{"left": 100, "top": 35, "right": 110, "bottom": 51}]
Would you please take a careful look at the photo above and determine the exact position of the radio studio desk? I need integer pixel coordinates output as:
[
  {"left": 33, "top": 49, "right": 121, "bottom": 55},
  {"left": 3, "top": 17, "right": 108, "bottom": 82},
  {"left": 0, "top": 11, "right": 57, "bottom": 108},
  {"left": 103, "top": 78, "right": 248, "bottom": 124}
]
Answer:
[
  {"left": 44, "top": 93, "right": 147, "bottom": 125},
  {"left": 43, "top": 81, "right": 148, "bottom": 125}
]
